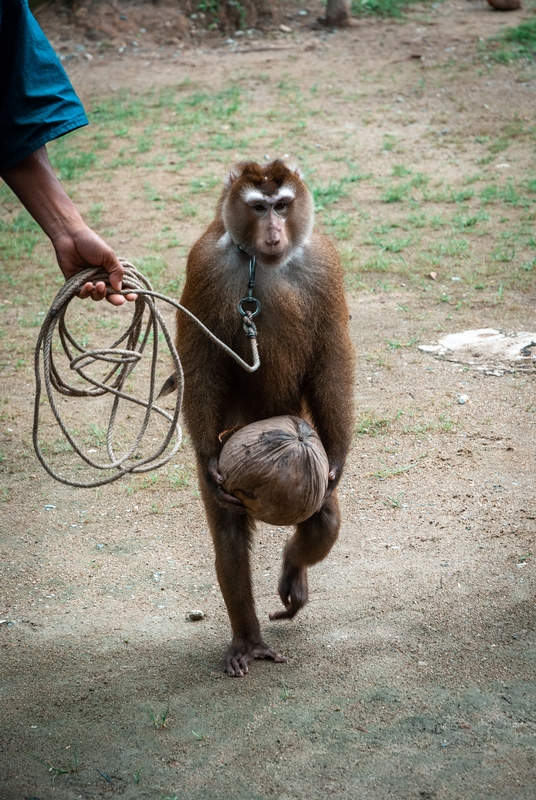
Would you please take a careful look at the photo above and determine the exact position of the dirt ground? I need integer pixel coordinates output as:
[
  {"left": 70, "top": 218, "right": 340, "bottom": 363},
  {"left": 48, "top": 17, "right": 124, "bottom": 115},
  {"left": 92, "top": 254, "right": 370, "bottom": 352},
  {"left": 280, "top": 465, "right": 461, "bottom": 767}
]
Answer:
[{"left": 1, "top": 1, "right": 536, "bottom": 798}]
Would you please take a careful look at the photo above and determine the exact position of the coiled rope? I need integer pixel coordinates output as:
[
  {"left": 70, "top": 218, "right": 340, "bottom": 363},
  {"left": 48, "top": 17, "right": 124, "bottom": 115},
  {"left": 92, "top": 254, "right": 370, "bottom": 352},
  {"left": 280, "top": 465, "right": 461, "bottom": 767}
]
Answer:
[{"left": 33, "top": 259, "right": 260, "bottom": 488}]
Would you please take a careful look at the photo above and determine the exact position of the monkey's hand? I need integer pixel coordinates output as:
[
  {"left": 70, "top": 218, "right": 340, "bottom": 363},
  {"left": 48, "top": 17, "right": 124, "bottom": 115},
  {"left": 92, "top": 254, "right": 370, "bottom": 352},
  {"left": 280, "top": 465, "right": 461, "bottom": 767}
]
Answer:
[
  {"left": 223, "top": 637, "right": 287, "bottom": 677},
  {"left": 324, "top": 465, "right": 341, "bottom": 500},
  {"left": 208, "top": 458, "right": 248, "bottom": 514}
]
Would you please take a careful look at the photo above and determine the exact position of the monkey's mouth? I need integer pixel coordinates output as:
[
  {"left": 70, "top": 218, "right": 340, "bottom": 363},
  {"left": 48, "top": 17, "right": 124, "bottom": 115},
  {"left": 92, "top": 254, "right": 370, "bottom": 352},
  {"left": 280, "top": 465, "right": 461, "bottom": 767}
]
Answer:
[{"left": 259, "top": 240, "right": 288, "bottom": 258}]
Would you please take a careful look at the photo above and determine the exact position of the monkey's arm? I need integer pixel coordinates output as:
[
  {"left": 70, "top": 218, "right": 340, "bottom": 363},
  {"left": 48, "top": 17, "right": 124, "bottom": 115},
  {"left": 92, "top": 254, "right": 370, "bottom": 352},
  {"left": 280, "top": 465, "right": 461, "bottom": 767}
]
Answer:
[
  {"left": 304, "top": 327, "right": 355, "bottom": 495},
  {"left": 178, "top": 336, "right": 248, "bottom": 513}
]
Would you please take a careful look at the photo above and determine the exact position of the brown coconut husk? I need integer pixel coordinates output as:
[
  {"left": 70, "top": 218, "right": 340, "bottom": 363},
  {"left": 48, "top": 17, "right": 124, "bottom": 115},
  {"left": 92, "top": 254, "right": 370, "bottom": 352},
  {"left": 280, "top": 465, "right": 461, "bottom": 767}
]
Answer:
[{"left": 218, "top": 416, "right": 329, "bottom": 526}]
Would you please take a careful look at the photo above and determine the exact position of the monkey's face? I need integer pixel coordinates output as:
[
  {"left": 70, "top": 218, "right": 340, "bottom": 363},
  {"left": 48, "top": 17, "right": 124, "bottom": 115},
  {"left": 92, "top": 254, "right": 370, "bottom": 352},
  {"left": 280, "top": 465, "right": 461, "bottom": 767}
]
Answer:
[
  {"left": 222, "top": 160, "right": 314, "bottom": 267},
  {"left": 244, "top": 187, "right": 293, "bottom": 261}
]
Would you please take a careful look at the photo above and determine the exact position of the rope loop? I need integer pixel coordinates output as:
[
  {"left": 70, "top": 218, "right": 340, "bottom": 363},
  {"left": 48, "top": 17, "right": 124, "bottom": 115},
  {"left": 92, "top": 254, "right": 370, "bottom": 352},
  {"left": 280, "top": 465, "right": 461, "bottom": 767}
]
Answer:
[{"left": 34, "top": 259, "right": 260, "bottom": 488}]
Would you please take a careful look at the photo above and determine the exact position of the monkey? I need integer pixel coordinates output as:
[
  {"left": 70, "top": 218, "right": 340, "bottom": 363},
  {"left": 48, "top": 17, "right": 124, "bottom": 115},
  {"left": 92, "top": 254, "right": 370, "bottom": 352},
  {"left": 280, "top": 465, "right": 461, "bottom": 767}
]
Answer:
[{"left": 164, "top": 160, "right": 354, "bottom": 677}]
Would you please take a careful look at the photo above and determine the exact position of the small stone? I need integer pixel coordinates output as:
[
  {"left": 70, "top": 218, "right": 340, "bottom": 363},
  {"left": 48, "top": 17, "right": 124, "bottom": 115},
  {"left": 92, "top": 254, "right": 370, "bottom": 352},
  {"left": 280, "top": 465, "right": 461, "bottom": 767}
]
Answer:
[
  {"left": 457, "top": 394, "right": 468, "bottom": 405},
  {"left": 187, "top": 609, "right": 205, "bottom": 621},
  {"left": 279, "top": 24, "right": 292, "bottom": 33}
]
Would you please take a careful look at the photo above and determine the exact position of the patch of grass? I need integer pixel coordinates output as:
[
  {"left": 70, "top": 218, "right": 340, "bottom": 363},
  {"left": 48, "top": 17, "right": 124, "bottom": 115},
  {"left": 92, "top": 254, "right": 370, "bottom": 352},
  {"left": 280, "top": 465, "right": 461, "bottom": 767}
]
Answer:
[
  {"left": 489, "top": 138, "right": 509, "bottom": 155},
  {"left": 323, "top": 211, "right": 354, "bottom": 240},
  {"left": 381, "top": 133, "right": 398, "bottom": 151},
  {"left": 351, "top": 0, "right": 427, "bottom": 16},
  {"left": 452, "top": 210, "right": 489, "bottom": 230},
  {"left": 38, "top": 753, "right": 78, "bottom": 787},
  {"left": 402, "top": 413, "right": 456, "bottom": 436},
  {"left": 370, "top": 234, "right": 413, "bottom": 253},
  {"left": 430, "top": 238, "right": 469, "bottom": 259},
  {"left": 86, "top": 423, "right": 107, "bottom": 448},
  {"left": 168, "top": 466, "right": 190, "bottom": 489},
  {"left": 385, "top": 336, "right": 419, "bottom": 350},
  {"left": 148, "top": 704, "right": 171, "bottom": 729},
  {"left": 372, "top": 453, "right": 427, "bottom": 479},
  {"left": 0, "top": 210, "right": 41, "bottom": 264},
  {"left": 136, "top": 255, "right": 167, "bottom": 285},
  {"left": 381, "top": 183, "right": 410, "bottom": 203},
  {"left": 0, "top": 486, "right": 12, "bottom": 502},
  {"left": 520, "top": 258, "right": 535, "bottom": 272},
  {"left": 448, "top": 188, "right": 474, "bottom": 204},
  {"left": 392, "top": 164, "right": 412, "bottom": 178},
  {"left": 384, "top": 491, "right": 405, "bottom": 507},
  {"left": 280, "top": 682, "right": 293, "bottom": 700},
  {"left": 90, "top": 91, "right": 144, "bottom": 124},
  {"left": 189, "top": 175, "right": 220, "bottom": 194},
  {"left": 485, "top": 19, "right": 536, "bottom": 63},
  {"left": 311, "top": 174, "right": 363, "bottom": 211},
  {"left": 48, "top": 139, "right": 96, "bottom": 181},
  {"left": 87, "top": 203, "right": 103, "bottom": 226},
  {"left": 355, "top": 411, "right": 390, "bottom": 436}
]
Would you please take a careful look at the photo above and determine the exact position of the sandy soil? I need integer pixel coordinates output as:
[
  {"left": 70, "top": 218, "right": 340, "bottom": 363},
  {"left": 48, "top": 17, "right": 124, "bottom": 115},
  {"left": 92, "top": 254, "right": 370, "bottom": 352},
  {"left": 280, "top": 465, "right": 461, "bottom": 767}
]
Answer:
[{"left": 1, "top": 2, "right": 535, "bottom": 799}]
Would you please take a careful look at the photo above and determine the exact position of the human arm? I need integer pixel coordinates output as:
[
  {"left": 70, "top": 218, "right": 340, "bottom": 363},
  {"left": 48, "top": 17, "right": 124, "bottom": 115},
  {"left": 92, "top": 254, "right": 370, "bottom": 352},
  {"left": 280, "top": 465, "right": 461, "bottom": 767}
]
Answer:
[{"left": 0, "top": 145, "right": 135, "bottom": 305}]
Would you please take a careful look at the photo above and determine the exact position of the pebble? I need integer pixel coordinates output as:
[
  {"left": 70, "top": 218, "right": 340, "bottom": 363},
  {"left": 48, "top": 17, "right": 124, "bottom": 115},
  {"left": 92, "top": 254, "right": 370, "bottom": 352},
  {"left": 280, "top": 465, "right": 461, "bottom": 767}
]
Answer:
[
  {"left": 187, "top": 609, "right": 205, "bottom": 621},
  {"left": 457, "top": 394, "right": 468, "bottom": 405}
]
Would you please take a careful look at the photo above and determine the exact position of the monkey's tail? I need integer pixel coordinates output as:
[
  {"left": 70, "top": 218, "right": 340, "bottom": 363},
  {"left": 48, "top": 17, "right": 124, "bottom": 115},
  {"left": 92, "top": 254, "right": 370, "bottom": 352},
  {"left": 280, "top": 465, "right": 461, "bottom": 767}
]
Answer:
[{"left": 158, "top": 373, "right": 178, "bottom": 398}]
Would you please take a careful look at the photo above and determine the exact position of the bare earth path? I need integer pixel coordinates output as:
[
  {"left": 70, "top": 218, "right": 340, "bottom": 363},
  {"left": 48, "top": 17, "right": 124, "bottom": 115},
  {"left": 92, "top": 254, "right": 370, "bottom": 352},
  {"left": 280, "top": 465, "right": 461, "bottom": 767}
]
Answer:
[{"left": 1, "top": 2, "right": 535, "bottom": 798}]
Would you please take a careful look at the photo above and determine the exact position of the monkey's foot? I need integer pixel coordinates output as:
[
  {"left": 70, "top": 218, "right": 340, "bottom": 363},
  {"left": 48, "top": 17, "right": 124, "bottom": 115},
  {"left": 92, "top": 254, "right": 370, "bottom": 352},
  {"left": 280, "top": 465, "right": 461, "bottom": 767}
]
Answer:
[
  {"left": 269, "top": 566, "right": 309, "bottom": 620},
  {"left": 222, "top": 637, "right": 286, "bottom": 677}
]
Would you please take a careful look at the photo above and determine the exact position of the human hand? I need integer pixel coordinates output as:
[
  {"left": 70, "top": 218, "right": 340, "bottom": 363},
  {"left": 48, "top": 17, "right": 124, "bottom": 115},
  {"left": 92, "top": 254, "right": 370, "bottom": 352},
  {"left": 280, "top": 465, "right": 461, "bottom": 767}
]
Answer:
[{"left": 53, "top": 225, "right": 137, "bottom": 306}]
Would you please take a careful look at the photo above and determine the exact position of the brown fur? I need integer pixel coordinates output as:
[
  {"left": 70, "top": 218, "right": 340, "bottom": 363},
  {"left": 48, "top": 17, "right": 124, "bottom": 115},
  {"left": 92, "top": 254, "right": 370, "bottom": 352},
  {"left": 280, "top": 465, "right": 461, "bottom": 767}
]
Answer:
[{"left": 175, "top": 161, "right": 354, "bottom": 676}]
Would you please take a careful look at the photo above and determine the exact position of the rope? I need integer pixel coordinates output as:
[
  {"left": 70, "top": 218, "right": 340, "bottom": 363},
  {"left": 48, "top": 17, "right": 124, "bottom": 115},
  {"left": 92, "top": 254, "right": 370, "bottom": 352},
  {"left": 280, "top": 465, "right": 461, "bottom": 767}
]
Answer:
[{"left": 33, "top": 259, "right": 260, "bottom": 488}]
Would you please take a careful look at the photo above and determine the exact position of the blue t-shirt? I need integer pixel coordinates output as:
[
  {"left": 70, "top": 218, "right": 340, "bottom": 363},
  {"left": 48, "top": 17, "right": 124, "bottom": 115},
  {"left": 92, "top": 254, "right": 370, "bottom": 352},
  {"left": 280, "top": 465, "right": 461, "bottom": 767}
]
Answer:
[{"left": 0, "top": 0, "right": 88, "bottom": 172}]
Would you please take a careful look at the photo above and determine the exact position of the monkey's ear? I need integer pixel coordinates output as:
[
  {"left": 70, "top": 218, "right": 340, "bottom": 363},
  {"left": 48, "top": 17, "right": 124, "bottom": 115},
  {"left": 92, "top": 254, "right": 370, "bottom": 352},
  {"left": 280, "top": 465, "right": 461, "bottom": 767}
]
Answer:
[
  {"left": 225, "top": 165, "right": 242, "bottom": 189},
  {"left": 286, "top": 161, "right": 304, "bottom": 180}
]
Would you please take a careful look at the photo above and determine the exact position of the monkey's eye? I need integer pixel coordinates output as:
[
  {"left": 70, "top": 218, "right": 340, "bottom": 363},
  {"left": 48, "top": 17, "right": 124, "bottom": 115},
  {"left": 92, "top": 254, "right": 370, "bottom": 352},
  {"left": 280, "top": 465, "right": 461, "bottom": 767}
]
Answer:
[
  {"left": 252, "top": 203, "right": 266, "bottom": 213},
  {"left": 274, "top": 201, "right": 288, "bottom": 213}
]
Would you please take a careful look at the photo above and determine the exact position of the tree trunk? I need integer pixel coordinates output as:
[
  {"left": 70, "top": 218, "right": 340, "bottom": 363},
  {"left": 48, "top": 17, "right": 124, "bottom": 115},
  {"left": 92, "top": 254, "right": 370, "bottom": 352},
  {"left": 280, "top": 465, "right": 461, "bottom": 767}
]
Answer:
[{"left": 325, "top": 0, "right": 352, "bottom": 27}]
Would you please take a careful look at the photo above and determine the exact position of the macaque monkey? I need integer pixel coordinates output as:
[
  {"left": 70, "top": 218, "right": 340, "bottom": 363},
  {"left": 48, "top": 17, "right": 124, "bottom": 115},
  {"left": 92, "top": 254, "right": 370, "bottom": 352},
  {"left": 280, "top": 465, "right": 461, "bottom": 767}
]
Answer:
[{"left": 165, "top": 160, "right": 354, "bottom": 676}]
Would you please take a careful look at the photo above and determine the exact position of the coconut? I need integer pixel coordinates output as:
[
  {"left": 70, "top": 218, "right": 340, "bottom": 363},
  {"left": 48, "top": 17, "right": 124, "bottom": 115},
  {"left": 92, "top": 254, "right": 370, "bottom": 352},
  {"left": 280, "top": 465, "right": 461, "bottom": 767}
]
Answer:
[{"left": 218, "top": 416, "right": 329, "bottom": 526}]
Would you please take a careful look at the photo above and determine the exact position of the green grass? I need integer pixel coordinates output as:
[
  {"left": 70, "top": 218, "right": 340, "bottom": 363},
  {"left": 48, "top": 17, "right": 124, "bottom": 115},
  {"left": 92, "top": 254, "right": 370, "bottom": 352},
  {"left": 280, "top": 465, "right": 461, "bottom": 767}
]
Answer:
[
  {"left": 351, "top": 0, "right": 435, "bottom": 15},
  {"left": 1, "top": 66, "right": 535, "bottom": 314},
  {"left": 485, "top": 19, "right": 536, "bottom": 64},
  {"left": 148, "top": 704, "right": 171, "bottom": 729},
  {"left": 355, "top": 411, "right": 390, "bottom": 436},
  {"left": 0, "top": 210, "right": 41, "bottom": 266}
]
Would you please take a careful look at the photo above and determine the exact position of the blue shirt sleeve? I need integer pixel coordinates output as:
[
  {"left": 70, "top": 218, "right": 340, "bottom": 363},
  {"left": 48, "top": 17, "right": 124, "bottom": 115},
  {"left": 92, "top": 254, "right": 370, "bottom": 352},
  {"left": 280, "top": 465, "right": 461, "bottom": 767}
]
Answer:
[{"left": 0, "top": 0, "right": 88, "bottom": 172}]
